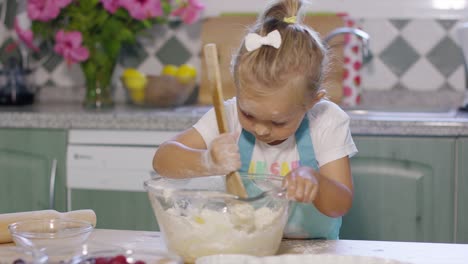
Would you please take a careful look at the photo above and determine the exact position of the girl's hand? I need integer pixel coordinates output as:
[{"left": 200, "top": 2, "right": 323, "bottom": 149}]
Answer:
[
  {"left": 204, "top": 132, "right": 241, "bottom": 175},
  {"left": 283, "top": 166, "right": 319, "bottom": 203}
]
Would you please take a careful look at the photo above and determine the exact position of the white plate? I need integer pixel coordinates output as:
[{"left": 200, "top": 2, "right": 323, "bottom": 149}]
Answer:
[{"left": 195, "top": 254, "right": 410, "bottom": 264}]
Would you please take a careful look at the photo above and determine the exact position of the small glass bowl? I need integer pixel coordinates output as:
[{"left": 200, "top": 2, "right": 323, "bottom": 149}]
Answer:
[
  {"left": 67, "top": 248, "right": 183, "bottom": 264},
  {"left": 0, "top": 246, "right": 48, "bottom": 264},
  {"left": 8, "top": 219, "right": 94, "bottom": 254}
]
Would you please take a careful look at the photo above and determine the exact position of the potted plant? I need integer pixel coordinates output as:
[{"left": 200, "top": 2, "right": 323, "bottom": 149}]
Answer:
[{"left": 14, "top": 0, "right": 204, "bottom": 108}]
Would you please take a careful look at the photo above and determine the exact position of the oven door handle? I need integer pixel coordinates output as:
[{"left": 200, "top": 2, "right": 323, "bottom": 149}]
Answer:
[{"left": 49, "top": 159, "right": 57, "bottom": 209}]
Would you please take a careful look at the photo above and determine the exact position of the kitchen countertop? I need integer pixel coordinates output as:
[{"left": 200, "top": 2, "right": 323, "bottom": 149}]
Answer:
[
  {"left": 1, "top": 229, "right": 467, "bottom": 263},
  {"left": 0, "top": 103, "right": 468, "bottom": 136}
]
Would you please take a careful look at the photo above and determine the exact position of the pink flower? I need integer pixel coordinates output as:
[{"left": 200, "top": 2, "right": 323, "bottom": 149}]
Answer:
[
  {"left": 14, "top": 17, "right": 39, "bottom": 52},
  {"left": 172, "top": 0, "right": 204, "bottom": 25},
  {"left": 55, "top": 0, "right": 73, "bottom": 9},
  {"left": 27, "top": 0, "right": 72, "bottom": 22},
  {"left": 120, "top": 0, "right": 163, "bottom": 20},
  {"left": 54, "top": 30, "right": 90, "bottom": 65},
  {"left": 101, "top": 0, "right": 121, "bottom": 13}
]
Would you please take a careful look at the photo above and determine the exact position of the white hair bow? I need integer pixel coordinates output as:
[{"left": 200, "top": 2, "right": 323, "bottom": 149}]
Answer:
[{"left": 244, "top": 30, "right": 282, "bottom": 52}]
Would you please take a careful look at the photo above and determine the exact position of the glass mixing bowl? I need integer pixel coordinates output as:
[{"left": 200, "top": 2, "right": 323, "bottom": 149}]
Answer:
[
  {"left": 0, "top": 246, "right": 48, "bottom": 264},
  {"left": 8, "top": 219, "right": 94, "bottom": 255},
  {"left": 144, "top": 174, "right": 289, "bottom": 263}
]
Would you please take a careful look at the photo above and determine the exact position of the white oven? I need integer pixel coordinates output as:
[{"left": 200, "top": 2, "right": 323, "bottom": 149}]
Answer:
[{"left": 66, "top": 129, "right": 178, "bottom": 230}]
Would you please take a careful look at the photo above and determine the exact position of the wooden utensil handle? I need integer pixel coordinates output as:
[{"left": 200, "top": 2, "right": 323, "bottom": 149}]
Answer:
[
  {"left": 204, "top": 43, "right": 229, "bottom": 134},
  {"left": 204, "top": 43, "right": 248, "bottom": 199}
]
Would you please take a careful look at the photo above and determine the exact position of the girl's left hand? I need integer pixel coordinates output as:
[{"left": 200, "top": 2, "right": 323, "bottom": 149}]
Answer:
[{"left": 282, "top": 166, "right": 319, "bottom": 203}]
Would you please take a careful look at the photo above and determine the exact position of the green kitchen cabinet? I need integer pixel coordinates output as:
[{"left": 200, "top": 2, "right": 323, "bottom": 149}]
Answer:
[
  {"left": 457, "top": 137, "right": 468, "bottom": 243},
  {"left": 0, "top": 128, "right": 67, "bottom": 213},
  {"left": 340, "top": 136, "right": 456, "bottom": 243},
  {"left": 70, "top": 189, "right": 158, "bottom": 231}
]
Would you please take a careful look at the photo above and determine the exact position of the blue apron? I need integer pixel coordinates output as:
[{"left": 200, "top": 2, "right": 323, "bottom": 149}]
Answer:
[{"left": 238, "top": 117, "right": 341, "bottom": 239}]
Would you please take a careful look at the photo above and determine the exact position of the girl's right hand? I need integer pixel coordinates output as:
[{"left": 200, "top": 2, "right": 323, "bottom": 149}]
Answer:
[{"left": 204, "top": 132, "right": 241, "bottom": 175}]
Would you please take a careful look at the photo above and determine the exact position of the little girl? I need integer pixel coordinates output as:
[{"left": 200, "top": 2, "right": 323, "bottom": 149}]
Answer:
[{"left": 153, "top": 0, "right": 357, "bottom": 239}]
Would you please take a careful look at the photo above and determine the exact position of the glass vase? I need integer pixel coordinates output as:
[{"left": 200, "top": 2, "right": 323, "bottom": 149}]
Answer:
[{"left": 80, "top": 52, "right": 116, "bottom": 109}]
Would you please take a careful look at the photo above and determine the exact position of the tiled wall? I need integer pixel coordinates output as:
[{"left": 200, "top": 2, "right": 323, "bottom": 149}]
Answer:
[
  {"left": 0, "top": 0, "right": 467, "bottom": 107},
  {"left": 361, "top": 19, "right": 465, "bottom": 92}
]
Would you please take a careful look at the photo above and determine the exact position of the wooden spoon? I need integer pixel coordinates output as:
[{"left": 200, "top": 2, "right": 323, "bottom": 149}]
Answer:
[{"left": 203, "top": 43, "right": 248, "bottom": 199}]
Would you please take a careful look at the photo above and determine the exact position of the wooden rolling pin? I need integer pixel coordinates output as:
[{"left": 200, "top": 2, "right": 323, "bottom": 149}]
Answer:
[
  {"left": 203, "top": 43, "right": 248, "bottom": 199},
  {"left": 0, "top": 209, "right": 97, "bottom": 244}
]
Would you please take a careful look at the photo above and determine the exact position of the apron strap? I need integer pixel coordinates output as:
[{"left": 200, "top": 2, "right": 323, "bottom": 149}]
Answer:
[
  {"left": 238, "top": 129, "right": 256, "bottom": 173},
  {"left": 295, "top": 117, "right": 318, "bottom": 170},
  {"left": 236, "top": 115, "right": 341, "bottom": 240}
]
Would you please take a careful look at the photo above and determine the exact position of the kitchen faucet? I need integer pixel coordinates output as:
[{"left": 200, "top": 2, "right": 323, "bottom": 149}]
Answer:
[{"left": 324, "top": 27, "right": 372, "bottom": 65}]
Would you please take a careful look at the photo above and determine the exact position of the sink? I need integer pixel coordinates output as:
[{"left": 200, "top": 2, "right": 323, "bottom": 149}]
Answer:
[
  {"left": 173, "top": 105, "right": 212, "bottom": 115},
  {"left": 172, "top": 105, "right": 461, "bottom": 120},
  {"left": 343, "top": 107, "right": 459, "bottom": 119}
]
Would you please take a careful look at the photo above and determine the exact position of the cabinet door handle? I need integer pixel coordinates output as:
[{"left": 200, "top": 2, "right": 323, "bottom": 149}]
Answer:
[{"left": 49, "top": 159, "right": 57, "bottom": 209}]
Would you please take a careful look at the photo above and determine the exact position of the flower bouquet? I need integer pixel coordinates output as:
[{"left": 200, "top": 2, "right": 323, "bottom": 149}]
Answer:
[{"left": 14, "top": 0, "right": 204, "bottom": 108}]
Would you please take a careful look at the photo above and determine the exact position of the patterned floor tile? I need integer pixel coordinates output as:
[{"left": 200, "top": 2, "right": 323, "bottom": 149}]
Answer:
[
  {"left": 427, "top": 36, "right": 464, "bottom": 77},
  {"left": 389, "top": 19, "right": 410, "bottom": 30},
  {"left": 4, "top": 0, "right": 17, "bottom": 30},
  {"left": 33, "top": 67, "right": 51, "bottom": 86},
  {"left": 379, "top": 36, "right": 420, "bottom": 77},
  {"left": 139, "top": 25, "right": 172, "bottom": 54},
  {"left": 361, "top": 57, "right": 398, "bottom": 91},
  {"left": 401, "top": 20, "right": 445, "bottom": 55},
  {"left": 400, "top": 57, "right": 445, "bottom": 91},
  {"left": 436, "top": 19, "right": 458, "bottom": 31},
  {"left": 447, "top": 65, "right": 466, "bottom": 92},
  {"left": 0, "top": 23, "right": 9, "bottom": 46},
  {"left": 138, "top": 57, "right": 163, "bottom": 76},
  {"left": 42, "top": 52, "right": 63, "bottom": 73},
  {"left": 51, "top": 62, "right": 83, "bottom": 87},
  {"left": 361, "top": 19, "right": 399, "bottom": 54},
  {"left": 119, "top": 41, "right": 149, "bottom": 69},
  {"left": 156, "top": 36, "right": 192, "bottom": 66}
]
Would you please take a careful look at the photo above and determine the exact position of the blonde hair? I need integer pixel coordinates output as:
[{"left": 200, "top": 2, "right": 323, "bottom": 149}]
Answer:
[{"left": 232, "top": 0, "right": 327, "bottom": 98}]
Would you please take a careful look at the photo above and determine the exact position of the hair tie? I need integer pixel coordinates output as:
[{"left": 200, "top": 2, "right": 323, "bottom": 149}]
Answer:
[{"left": 283, "top": 16, "right": 297, "bottom": 24}]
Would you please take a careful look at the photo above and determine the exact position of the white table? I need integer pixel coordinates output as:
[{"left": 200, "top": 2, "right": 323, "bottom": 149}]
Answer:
[
  {"left": 1, "top": 229, "right": 467, "bottom": 263},
  {"left": 90, "top": 229, "right": 468, "bottom": 264}
]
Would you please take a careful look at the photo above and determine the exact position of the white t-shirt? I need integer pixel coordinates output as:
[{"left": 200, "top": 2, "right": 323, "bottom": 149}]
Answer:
[{"left": 193, "top": 98, "right": 357, "bottom": 176}]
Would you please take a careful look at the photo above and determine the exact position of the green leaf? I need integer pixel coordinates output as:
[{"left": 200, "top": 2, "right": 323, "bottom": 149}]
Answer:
[
  {"left": 80, "top": 0, "right": 100, "bottom": 10},
  {"left": 102, "top": 39, "right": 121, "bottom": 59},
  {"left": 162, "top": 1, "right": 173, "bottom": 15},
  {"left": 119, "top": 29, "right": 135, "bottom": 43},
  {"left": 114, "top": 8, "right": 131, "bottom": 20},
  {"left": 94, "top": 11, "right": 110, "bottom": 27},
  {"left": 141, "top": 20, "right": 153, "bottom": 29},
  {"left": 81, "top": 61, "right": 97, "bottom": 82}
]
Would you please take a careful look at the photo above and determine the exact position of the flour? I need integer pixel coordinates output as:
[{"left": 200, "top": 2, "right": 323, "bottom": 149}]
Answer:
[
  {"left": 203, "top": 133, "right": 240, "bottom": 174},
  {"left": 154, "top": 200, "right": 287, "bottom": 263}
]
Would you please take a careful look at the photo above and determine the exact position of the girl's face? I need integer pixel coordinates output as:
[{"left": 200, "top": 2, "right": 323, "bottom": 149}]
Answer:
[{"left": 237, "top": 84, "right": 315, "bottom": 145}]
